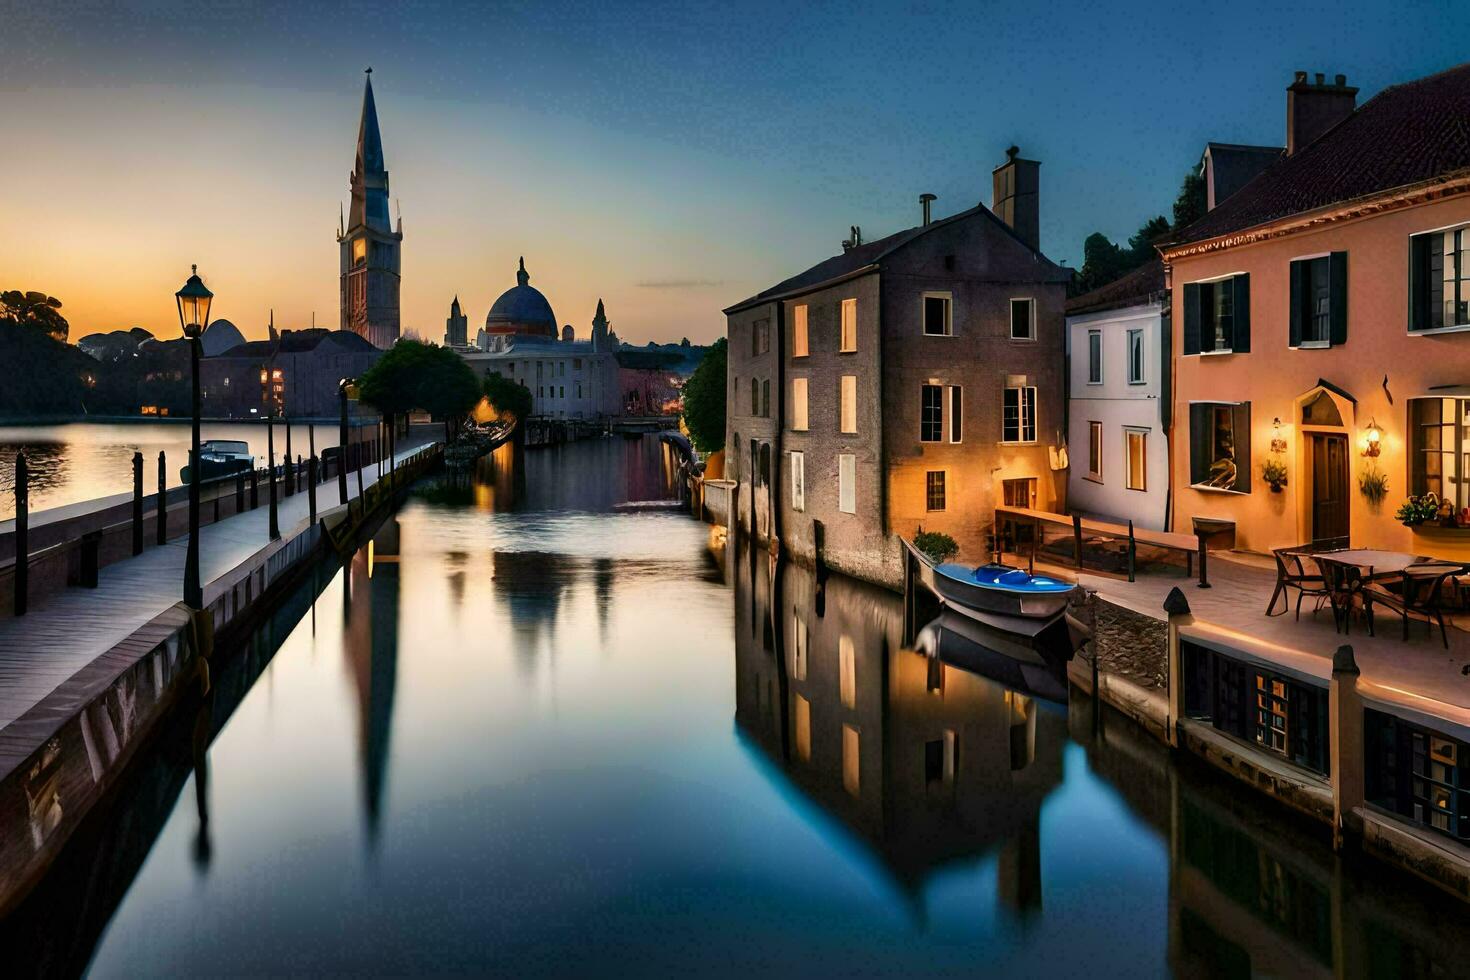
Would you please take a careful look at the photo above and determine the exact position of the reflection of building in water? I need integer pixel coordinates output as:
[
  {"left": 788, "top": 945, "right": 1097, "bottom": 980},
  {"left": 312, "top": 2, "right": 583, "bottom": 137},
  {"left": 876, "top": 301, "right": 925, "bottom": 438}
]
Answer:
[
  {"left": 734, "top": 547, "right": 1064, "bottom": 907},
  {"left": 342, "top": 520, "right": 400, "bottom": 844},
  {"left": 491, "top": 550, "right": 574, "bottom": 674}
]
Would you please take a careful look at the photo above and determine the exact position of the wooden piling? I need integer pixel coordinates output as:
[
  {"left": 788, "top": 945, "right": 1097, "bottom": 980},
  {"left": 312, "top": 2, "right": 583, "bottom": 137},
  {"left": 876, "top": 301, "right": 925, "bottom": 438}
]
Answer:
[
  {"left": 308, "top": 456, "right": 318, "bottom": 523},
  {"left": 13, "top": 453, "right": 27, "bottom": 616},
  {"left": 156, "top": 451, "right": 167, "bottom": 545},
  {"left": 1127, "top": 519, "right": 1136, "bottom": 583},
  {"left": 1072, "top": 512, "right": 1084, "bottom": 571},
  {"left": 132, "top": 451, "right": 144, "bottom": 555}
]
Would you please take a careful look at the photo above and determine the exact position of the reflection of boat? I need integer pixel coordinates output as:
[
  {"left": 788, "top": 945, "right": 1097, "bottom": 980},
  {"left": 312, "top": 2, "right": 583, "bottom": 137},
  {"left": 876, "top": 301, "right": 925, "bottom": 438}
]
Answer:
[
  {"left": 901, "top": 537, "right": 1077, "bottom": 620},
  {"left": 912, "top": 611, "right": 1074, "bottom": 703},
  {"left": 180, "top": 440, "right": 255, "bottom": 484}
]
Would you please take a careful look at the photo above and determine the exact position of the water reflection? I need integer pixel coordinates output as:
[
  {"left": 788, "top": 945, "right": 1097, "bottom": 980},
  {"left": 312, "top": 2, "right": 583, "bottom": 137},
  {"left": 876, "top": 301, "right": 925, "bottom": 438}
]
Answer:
[{"left": 344, "top": 523, "right": 401, "bottom": 844}]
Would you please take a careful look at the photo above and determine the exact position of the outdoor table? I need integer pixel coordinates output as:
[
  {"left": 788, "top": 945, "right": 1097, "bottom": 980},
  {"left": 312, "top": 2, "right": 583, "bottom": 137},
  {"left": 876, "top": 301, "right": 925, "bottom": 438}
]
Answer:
[{"left": 1312, "top": 549, "right": 1425, "bottom": 580}]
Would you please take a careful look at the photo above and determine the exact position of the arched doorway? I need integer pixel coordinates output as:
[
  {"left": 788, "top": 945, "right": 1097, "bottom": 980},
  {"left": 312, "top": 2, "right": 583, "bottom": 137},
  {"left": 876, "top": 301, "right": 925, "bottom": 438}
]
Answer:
[{"left": 1299, "top": 387, "right": 1351, "bottom": 547}]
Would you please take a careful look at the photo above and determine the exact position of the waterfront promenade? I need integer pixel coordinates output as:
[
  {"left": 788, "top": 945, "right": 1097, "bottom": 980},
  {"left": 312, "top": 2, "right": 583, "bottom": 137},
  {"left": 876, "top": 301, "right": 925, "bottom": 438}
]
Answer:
[{"left": 0, "top": 429, "right": 435, "bottom": 734}]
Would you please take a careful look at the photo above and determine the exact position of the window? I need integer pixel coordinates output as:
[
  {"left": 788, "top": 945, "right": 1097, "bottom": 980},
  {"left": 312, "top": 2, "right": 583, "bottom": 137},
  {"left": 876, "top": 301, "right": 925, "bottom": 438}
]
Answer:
[
  {"left": 920, "top": 385, "right": 943, "bottom": 442},
  {"left": 1126, "top": 428, "right": 1148, "bottom": 491},
  {"left": 1188, "top": 402, "right": 1251, "bottom": 493},
  {"left": 1002, "top": 385, "right": 1037, "bottom": 443},
  {"left": 559, "top": 386, "right": 565, "bottom": 398},
  {"left": 1002, "top": 478, "right": 1036, "bottom": 509},
  {"left": 1010, "top": 298, "right": 1035, "bottom": 340},
  {"left": 1289, "top": 253, "right": 1347, "bottom": 347},
  {"left": 923, "top": 293, "right": 952, "bottom": 336},
  {"left": 761, "top": 379, "right": 770, "bottom": 418},
  {"left": 840, "top": 375, "right": 857, "bottom": 433},
  {"left": 559, "top": 362, "right": 565, "bottom": 377},
  {"left": 1411, "top": 226, "right": 1470, "bottom": 332},
  {"left": 1087, "top": 330, "right": 1102, "bottom": 384},
  {"left": 1182, "top": 642, "right": 1328, "bottom": 775},
  {"left": 790, "top": 378, "right": 809, "bottom": 431},
  {"left": 839, "top": 635, "right": 855, "bottom": 709},
  {"left": 573, "top": 358, "right": 582, "bottom": 370},
  {"left": 1127, "top": 328, "right": 1145, "bottom": 384},
  {"left": 792, "top": 613, "right": 808, "bottom": 680},
  {"left": 838, "top": 454, "right": 856, "bottom": 513},
  {"left": 926, "top": 471, "right": 946, "bottom": 511},
  {"left": 1182, "top": 275, "right": 1251, "bottom": 354},
  {"left": 840, "top": 298, "right": 857, "bottom": 352},
  {"left": 1087, "top": 421, "right": 1102, "bottom": 480},
  {"left": 790, "top": 451, "right": 805, "bottom": 511},
  {"left": 842, "top": 725, "right": 860, "bottom": 797},
  {"left": 1366, "top": 710, "right": 1470, "bottom": 841},
  {"left": 794, "top": 695, "right": 811, "bottom": 761},
  {"left": 948, "top": 386, "right": 962, "bottom": 443},
  {"left": 752, "top": 317, "right": 770, "bottom": 357},
  {"left": 793, "top": 305, "right": 809, "bottom": 356},
  {"left": 1409, "top": 397, "right": 1470, "bottom": 511},
  {"left": 750, "top": 378, "right": 759, "bottom": 416},
  {"left": 925, "top": 731, "right": 957, "bottom": 789}
]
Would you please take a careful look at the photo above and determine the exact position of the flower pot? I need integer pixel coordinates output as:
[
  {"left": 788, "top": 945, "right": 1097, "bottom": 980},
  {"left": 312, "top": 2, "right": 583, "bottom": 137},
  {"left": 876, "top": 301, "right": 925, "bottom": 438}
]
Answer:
[{"left": 1269, "top": 483, "right": 1283, "bottom": 493}]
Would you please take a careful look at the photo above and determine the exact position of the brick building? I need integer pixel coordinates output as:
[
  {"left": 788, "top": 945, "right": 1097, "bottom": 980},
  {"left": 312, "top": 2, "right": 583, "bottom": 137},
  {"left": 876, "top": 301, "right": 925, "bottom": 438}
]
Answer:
[{"left": 724, "top": 149, "right": 1070, "bottom": 588}]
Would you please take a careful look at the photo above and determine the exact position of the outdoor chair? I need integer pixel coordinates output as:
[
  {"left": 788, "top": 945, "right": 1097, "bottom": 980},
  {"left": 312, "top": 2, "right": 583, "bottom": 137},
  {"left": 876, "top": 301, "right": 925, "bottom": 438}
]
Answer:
[
  {"left": 1266, "top": 547, "right": 1329, "bottom": 619},
  {"left": 1365, "top": 564, "right": 1463, "bottom": 649},
  {"left": 1320, "top": 560, "right": 1372, "bottom": 636}
]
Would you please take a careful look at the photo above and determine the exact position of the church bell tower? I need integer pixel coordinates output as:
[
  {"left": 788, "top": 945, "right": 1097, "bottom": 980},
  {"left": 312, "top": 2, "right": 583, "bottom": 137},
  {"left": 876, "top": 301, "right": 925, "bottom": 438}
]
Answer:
[{"left": 338, "top": 69, "right": 403, "bottom": 349}]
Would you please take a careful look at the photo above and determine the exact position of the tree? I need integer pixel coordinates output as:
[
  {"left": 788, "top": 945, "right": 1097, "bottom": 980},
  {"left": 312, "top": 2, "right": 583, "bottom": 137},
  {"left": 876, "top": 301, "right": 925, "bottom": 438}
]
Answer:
[
  {"left": 0, "top": 320, "right": 92, "bottom": 415},
  {"left": 1172, "top": 171, "right": 1207, "bottom": 232},
  {"left": 482, "top": 370, "right": 533, "bottom": 422},
  {"left": 1127, "top": 215, "right": 1171, "bottom": 264},
  {"left": 0, "top": 290, "right": 70, "bottom": 342},
  {"left": 357, "top": 339, "right": 481, "bottom": 441},
  {"left": 1071, "top": 232, "right": 1131, "bottom": 296},
  {"left": 681, "top": 336, "right": 726, "bottom": 453}
]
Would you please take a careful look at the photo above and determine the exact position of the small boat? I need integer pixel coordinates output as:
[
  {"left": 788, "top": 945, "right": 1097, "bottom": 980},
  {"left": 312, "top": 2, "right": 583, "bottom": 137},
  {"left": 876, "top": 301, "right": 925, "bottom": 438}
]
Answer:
[
  {"left": 901, "top": 537, "right": 1078, "bottom": 620},
  {"left": 912, "top": 610, "right": 1075, "bottom": 703},
  {"left": 180, "top": 439, "right": 255, "bottom": 484}
]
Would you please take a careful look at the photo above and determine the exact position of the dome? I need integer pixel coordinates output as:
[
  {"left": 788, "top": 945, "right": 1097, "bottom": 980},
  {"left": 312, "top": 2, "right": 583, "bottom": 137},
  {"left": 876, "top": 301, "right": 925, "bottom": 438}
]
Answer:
[
  {"left": 200, "top": 318, "right": 246, "bottom": 357},
  {"left": 485, "top": 257, "right": 557, "bottom": 338}
]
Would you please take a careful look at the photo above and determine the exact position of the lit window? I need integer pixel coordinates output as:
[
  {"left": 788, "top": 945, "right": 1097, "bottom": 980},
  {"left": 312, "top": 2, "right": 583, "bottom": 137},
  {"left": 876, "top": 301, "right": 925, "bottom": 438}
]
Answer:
[
  {"left": 1188, "top": 402, "right": 1250, "bottom": 492},
  {"left": 840, "top": 298, "right": 857, "bottom": 352},
  {"left": 1126, "top": 428, "right": 1147, "bottom": 491},
  {"left": 1088, "top": 421, "right": 1102, "bottom": 480},
  {"left": 790, "top": 451, "right": 805, "bottom": 511},
  {"left": 792, "top": 612, "right": 808, "bottom": 680},
  {"left": 923, "top": 293, "right": 952, "bottom": 336},
  {"left": 926, "top": 471, "right": 946, "bottom": 511},
  {"left": 840, "top": 375, "right": 857, "bottom": 433},
  {"left": 791, "top": 378, "right": 808, "bottom": 431},
  {"left": 1010, "top": 298, "right": 1035, "bottom": 340},
  {"left": 793, "top": 305, "right": 809, "bottom": 357},
  {"left": 1411, "top": 226, "right": 1470, "bottom": 331},
  {"left": 795, "top": 695, "right": 811, "bottom": 762},
  {"left": 839, "top": 635, "right": 855, "bottom": 709},
  {"left": 1002, "top": 386, "right": 1037, "bottom": 443},
  {"left": 947, "top": 386, "right": 962, "bottom": 443},
  {"left": 838, "top": 453, "right": 856, "bottom": 514},
  {"left": 842, "top": 725, "right": 860, "bottom": 797}
]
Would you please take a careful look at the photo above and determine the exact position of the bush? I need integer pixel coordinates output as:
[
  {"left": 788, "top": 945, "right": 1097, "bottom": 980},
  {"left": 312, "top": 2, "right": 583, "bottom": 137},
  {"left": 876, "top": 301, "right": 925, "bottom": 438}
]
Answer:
[
  {"left": 914, "top": 530, "right": 959, "bottom": 564},
  {"left": 681, "top": 337, "right": 726, "bottom": 453},
  {"left": 482, "top": 370, "right": 533, "bottom": 422}
]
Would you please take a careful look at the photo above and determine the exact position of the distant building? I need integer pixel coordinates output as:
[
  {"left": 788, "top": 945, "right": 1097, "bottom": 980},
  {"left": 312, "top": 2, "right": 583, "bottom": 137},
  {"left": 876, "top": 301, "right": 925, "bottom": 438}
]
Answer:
[
  {"left": 481, "top": 257, "right": 558, "bottom": 350},
  {"left": 444, "top": 296, "right": 469, "bottom": 349},
  {"left": 337, "top": 71, "right": 403, "bottom": 350},
  {"left": 1198, "top": 142, "right": 1282, "bottom": 211},
  {"left": 201, "top": 328, "right": 381, "bottom": 418},
  {"left": 1065, "top": 259, "right": 1170, "bottom": 530},
  {"left": 724, "top": 147, "right": 1071, "bottom": 588}
]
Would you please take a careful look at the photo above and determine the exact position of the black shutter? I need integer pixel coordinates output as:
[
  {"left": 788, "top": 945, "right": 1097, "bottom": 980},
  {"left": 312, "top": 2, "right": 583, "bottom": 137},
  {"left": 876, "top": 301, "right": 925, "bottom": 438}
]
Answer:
[
  {"left": 1410, "top": 234, "right": 1431, "bottom": 332},
  {"left": 1288, "top": 260, "right": 1304, "bottom": 348},
  {"left": 1231, "top": 402, "right": 1251, "bottom": 493},
  {"left": 1183, "top": 282, "right": 1201, "bottom": 355},
  {"left": 1231, "top": 274, "right": 1250, "bottom": 353},
  {"left": 1329, "top": 251, "right": 1348, "bottom": 346},
  {"left": 1189, "top": 403, "right": 1208, "bottom": 485}
]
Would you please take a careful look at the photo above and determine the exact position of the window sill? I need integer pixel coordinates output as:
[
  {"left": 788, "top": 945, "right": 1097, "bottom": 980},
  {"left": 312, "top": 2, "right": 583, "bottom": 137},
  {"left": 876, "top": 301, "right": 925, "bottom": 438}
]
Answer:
[
  {"left": 1196, "top": 349, "right": 1236, "bottom": 357},
  {"left": 999, "top": 441, "right": 1039, "bottom": 447},
  {"left": 1409, "top": 323, "right": 1470, "bottom": 337},
  {"left": 1083, "top": 475, "right": 1103, "bottom": 484},
  {"left": 1009, "top": 336, "right": 1037, "bottom": 343},
  {"left": 922, "top": 332, "right": 954, "bottom": 338},
  {"left": 1127, "top": 379, "right": 1147, "bottom": 386},
  {"left": 1085, "top": 381, "right": 1103, "bottom": 386},
  {"left": 1293, "top": 340, "right": 1331, "bottom": 350},
  {"left": 1189, "top": 483, "right": 1249, "bottom": 495}
]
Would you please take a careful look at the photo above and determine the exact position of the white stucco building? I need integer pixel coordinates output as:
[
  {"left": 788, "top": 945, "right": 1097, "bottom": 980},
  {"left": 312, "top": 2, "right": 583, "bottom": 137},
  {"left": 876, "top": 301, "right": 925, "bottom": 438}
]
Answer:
[{"left": 1066, "top": 260, "right": 1171, "bottom": 529}]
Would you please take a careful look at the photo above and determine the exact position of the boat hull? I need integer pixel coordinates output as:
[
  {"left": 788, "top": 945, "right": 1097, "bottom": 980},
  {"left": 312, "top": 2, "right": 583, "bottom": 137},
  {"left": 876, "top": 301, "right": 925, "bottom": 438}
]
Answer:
[{"left": 902, "top": 538, "right": 1077, "bottom": 620}]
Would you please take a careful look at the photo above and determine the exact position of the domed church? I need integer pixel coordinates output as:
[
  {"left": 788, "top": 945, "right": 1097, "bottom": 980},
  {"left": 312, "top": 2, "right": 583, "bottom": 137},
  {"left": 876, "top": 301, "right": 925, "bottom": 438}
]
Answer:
[{"left": 483, "top": 257, "right": 558, "bottom": 343}]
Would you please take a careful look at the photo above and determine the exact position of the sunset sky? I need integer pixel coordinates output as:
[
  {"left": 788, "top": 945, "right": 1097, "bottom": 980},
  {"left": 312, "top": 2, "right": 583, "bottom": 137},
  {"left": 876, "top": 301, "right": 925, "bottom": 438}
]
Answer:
[{"left": 2, "top": 0, "right": 1466, "bottom": 346}]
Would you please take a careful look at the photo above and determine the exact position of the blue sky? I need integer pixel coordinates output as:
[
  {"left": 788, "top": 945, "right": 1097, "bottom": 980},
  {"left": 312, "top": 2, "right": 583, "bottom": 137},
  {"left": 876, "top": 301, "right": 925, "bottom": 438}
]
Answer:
[{"left": 1, "top": 0, "right": 1466, "bottom": 343}]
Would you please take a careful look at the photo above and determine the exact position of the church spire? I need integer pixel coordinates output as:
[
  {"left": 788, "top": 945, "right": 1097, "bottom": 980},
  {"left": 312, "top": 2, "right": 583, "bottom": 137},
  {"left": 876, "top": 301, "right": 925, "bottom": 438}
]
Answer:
[{"left": 348, "top": 68, "right": 391, "bottom": 232}]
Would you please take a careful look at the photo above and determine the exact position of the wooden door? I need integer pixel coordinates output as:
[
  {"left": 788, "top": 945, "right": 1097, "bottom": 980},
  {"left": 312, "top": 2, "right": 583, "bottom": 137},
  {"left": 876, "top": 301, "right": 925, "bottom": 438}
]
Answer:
[{"left": 1310, "top": 434, "right": 1349, "bottom": 546}]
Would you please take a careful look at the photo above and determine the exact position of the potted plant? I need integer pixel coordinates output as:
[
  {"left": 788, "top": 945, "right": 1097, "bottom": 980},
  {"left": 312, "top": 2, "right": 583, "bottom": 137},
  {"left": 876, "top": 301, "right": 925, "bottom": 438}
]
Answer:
[
  {"left": 1359, "top": 467, "right": 1389, "bottom": 505},
  {"left": 1396, "top": 492, "right": 1441, "bottom": 527},
  {"left": 1260, "top": 458, "right": 1289, "bottom": 493}
]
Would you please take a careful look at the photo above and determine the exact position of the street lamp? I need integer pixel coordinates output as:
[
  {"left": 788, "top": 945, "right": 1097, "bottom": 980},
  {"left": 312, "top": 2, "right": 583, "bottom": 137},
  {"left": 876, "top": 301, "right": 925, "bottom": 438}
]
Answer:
[
  {"left": 338, "top": 378, "right": 355, "bottom": 505},
  {"left": 176, "top": 264, "right": 213, "bottom": 610}
]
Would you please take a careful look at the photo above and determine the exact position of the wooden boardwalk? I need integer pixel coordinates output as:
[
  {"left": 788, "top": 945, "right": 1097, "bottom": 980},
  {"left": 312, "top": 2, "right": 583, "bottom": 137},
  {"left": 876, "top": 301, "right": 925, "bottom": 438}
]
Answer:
[{"left": 0, "top": 445, "right": 429, "bottom": 732}]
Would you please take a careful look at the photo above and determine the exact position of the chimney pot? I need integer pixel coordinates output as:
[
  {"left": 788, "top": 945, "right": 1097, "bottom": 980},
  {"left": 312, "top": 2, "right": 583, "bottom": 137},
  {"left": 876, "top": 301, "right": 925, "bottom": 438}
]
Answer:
[
  {"left": 919, "top": 193, "right": 937, "bottom": 226},
  {"left": 1287, "top": 70, "right": 1358, "bottom": 155},
  {"left": 1315, "top": 72, "right": 1325, "bottom": 85},
  {"left": 1335, "top": 73, "right": 1346, "bottom": 87},
  {"left": 1295, "top": 70, "right": 1308, "bottom": 83}
]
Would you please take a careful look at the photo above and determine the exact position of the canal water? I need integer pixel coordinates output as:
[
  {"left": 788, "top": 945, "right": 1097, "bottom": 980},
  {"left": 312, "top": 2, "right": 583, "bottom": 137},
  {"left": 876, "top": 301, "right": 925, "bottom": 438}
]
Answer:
[
  {"left": 0, "top": 421, "right": 364, "bottom": 520},
  {"left": 7, "top": 436, "right": 1470, "bottom": 977}
]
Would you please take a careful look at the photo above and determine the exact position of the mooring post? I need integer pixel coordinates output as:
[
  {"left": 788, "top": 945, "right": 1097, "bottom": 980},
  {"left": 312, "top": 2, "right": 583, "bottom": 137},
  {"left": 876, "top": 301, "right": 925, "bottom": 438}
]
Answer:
[
  {"left": 1127, "top": 519, "right": 1136, "bottom": 583},
  {"left": 132, "top": 451, "right": 144, "bottom": 555},
  {"left": 235, "top": 472, "right": 245, "bottom": 514},
  {"left": 157, "top": 451, "right": 168, "bottom": 545},
  {"left": 267, "top": 419, "right": 280, "bottom": 541},
  {"left": 1072, "top": 512, "right": 1084, "bottom": 571},
  {"left": 284, "top": 419, "right": 294, "bottom": 495},
  {"left": 1196, "top": 531, "right": 1211, "bottom": 588},
  {"left": 308, "top": 455, "right": 318, "bottom": 523},
  {"left": 14, "top": 452, "right": 28, "bottom": 616},
  {"left": 355, "top": 439, "right": 365, "bottom": 503},
  {"left": 1330, "top": 644, "right": 1365, "bottom": 851},
  {"left": 250, "top": 466, "right": 259, "bottom": 510},
  {"left": 1163, "top": 587, "right": 1193, "bottom": 748},
  {"left": 902, "top": 548, "right": 915, "bottom": 647}
]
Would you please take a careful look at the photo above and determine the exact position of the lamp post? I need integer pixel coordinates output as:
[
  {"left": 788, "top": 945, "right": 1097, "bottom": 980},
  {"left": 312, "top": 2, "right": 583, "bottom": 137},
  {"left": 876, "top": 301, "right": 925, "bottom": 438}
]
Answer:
[
  {"left": 338, "top": 378, "right": 354, "bottom": 505},
  {"left": 176, "top": 265, "right": 213, "bottom": 610}
]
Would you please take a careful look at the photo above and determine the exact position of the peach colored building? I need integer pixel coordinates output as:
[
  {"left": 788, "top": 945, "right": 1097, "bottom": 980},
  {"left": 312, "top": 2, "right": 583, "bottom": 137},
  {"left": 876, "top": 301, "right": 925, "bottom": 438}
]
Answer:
[{"left": 1163, "top": 65, "right": 1470, "bottom": 559}]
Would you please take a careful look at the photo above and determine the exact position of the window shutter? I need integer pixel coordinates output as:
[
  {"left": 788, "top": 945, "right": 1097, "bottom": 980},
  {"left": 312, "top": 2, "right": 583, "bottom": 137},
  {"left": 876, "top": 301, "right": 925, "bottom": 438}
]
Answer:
[
  {"left": 1288, "top": 261, "right": 1304, "bottom": 348},
  {"left": 1329, "top": 251, "right": 1348, "bottom": 346},
  {"left": 1183, "top": 283, "right": 1201, "bottom": 355},
  {"left": 1410, "top": 234, "right": 1432, "bottom": 332},
  {"left": 1189, "top": 403, "right": 1208, "bottom": 484},
  {"left": 1231, "top": 275, "right": 1250, "bottom": 353},
  {"left": 1231, "top": 402, "right": 1252, "bottom": 493}
]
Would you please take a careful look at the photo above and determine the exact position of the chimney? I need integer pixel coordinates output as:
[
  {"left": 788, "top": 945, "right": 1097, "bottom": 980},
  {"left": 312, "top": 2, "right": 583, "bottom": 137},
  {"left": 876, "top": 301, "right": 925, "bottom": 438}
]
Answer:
[
  {"left": 919, "top": 193, "right": 937, "bottom": 226},
  {"left": 991, "top": 146, "right": 1040, "bottom": 251},
  {"left": 1287, "top": 70, "right": 1357, "bottom": 155}
]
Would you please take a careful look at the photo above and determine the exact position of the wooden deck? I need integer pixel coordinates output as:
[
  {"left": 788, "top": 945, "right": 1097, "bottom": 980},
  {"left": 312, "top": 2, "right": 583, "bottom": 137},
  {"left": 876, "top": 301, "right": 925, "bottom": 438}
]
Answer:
[{"left": 0, "top": 439, "right": 432, "bottom": 732}]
